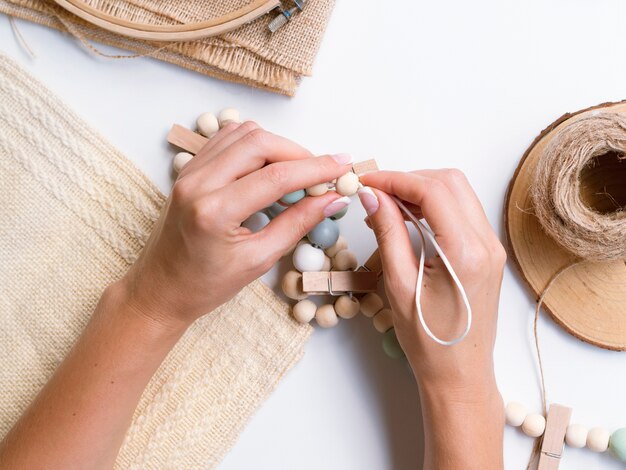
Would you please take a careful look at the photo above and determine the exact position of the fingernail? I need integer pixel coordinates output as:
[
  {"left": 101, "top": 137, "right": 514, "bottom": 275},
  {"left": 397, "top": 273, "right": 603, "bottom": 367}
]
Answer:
[
  {"left": 323, "top": 196, "right": 351, "bottom": 218},
  {"left": 331, "top": 153, "right": 353, "bottom": 165},
  {"left": 358, "top": 187, "right": 379, "bottom": 216}
]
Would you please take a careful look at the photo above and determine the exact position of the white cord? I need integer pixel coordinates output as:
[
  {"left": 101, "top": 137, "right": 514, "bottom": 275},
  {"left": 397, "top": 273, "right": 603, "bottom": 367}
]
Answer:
[{"left": 391, "top": 196, "right": 472, "bottom": 346}]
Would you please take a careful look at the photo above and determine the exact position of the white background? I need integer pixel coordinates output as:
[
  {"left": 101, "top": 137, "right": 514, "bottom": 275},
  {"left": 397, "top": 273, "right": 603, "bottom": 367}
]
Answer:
[{"left": 1, "top": 0, "right": 625, "bottom": 468}]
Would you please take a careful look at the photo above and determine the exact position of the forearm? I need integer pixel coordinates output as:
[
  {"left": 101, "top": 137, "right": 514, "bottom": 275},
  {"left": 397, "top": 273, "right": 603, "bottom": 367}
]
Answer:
[
  {"left": 0, "top": 281, "right": 187, "bottom": 470},
  {"left": 418, "top": 375, "right": 504, "bottom": 470}
]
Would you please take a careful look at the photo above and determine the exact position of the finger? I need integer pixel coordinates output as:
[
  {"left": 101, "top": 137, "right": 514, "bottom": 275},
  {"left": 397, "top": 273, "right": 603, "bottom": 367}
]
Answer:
[
  {"left": 358, "top": 187, "right": 418, "bottom": 309},
  {"left": 256, "top": 192, "right": 349, "bottom": 259},
  {"left": 197, "top": 120, "right": 261, "bottom": 163},
  {"left": 179, "top": 121, "right": 243, "bottom": 175},
  {"left": 218, "top": 153, "right": 353, "bottom": 222},
  {"left": 191, "top": 129, "right": 315, "bottom": 193},
  {"left": 359, "top": 171, "right": 470, "bottom": 246},
  {"left": 410, "top": 169, "right": 491, "bottom": 230}
]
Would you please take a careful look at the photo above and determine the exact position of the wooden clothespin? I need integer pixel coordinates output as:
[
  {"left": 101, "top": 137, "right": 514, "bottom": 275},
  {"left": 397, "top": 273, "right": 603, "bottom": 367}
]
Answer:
[
  {"left": 352, "top": 158, "right": 379, "bottom": 176},
  {"left": 302, "top": 271, "right": 378, "bottom": 295},
  {"left": 167, "top": 124, "right": 207, "bottom": 155},
  {"left": 357, "top": 249, "right": 383, "bottom": 279},
  {"left": 538, "top": 404, "right": 572, "bottom": 470}
]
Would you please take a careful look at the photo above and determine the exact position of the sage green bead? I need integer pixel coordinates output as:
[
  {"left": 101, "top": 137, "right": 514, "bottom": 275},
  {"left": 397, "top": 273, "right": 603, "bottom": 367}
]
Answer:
[
  {"left": 280, "top": 190, "right": 306, "bottom": 205},
  {"left": 382, "top": 328, "right": 405, "bottom": 359},
  {"left": 609, "top": 428, "right": 626, "bottom": 462},
  {"left": 330, "top": 205, "right": 348, "bottom": 220}
]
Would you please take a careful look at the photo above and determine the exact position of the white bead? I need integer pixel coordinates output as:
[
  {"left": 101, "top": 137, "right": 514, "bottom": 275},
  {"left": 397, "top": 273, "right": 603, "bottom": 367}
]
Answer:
[
  {"left": 196, "top": 112, "right": 219, "bottom": 137},
  {"left": 332, "top": 249, "right": 358, "bottom": 271},
  {"left": 281, "top": 271, "right": 307, "bottom": 300},
  {"left": 306, "top": 183, "right": 328, "bottom": 197},
  {"left": 292, "top": 243, "right": 325, "bottom": 273},
  {"left": 522, "top": 414, "right": 546, "bottom": 438},
  {"left": 325, "top": 235, "right": 348, "bottom": 258},
  {"left": 315, "top": 304, "right": 339, "bottom": 328},
  {"left": 292, "top": 299, "right": 316, "bottom": 324},
  {"left": 219, "top": 108, "right": 241, "bottom": 126},
  {"left": 282, "top": 239, "right": 307, "bottom": 258},
  {"left": 587, "top": 427, "right": 610, "bottom": 452},
  {"left": 505, "top": 402, "right": 527, "bottom": 427},
  {"left": 334, "top": 295, "right": 360, "bottom": 319},
  {"left": 173, "top": 152, "right": 193, "bottom": 173},
  {"left": 565, "top": 424, "right": 588, "bottom": 448},
  {"left": 335, "top": 172, "right": 360, "bottom": 196},
  {"left": 373, "top": 308, "right": 394, "bottom": 333},
  {"left": 322, "top": 255, "right": 332, "bottom": 271},
  {"left": 360, "top": 293, "right": 384, "bottom": 318}
]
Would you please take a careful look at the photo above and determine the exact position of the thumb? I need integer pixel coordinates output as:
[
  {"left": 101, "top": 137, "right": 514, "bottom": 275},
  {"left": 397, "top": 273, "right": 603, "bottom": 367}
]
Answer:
[{"left": 358, "top": 187, "right": 418, "bottom": 292}]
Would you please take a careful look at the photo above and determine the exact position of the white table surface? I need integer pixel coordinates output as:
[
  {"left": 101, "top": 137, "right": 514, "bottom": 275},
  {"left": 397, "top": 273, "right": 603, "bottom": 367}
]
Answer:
[{"left": 1, "top": 1, "right": 625, "bottom": 468}]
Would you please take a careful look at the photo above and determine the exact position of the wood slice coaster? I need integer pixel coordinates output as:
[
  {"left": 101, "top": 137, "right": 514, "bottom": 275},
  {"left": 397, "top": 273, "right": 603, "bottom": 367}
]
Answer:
[{"left": 505, "top": 101, "right": 626, "bottom": 351}]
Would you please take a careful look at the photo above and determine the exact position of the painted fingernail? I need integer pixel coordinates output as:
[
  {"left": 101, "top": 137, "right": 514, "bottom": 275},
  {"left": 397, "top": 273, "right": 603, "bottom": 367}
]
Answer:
[
  {"left": 323, "top": 196, "right": 351, "bottom": 217},
  {"left": 331, "top": 153, "right": 353, "bottom": 165},
  {"left": 358, "top": 186, "right": 379, "bottom": 216}
]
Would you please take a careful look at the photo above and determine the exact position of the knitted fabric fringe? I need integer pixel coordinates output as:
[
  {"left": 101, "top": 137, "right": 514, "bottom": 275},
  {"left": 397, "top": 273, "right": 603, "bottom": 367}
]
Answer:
[
  {"left": 0, "top": 0, "right": 336, "bottom": 96},
  {"left": 0, "top": 53, "right": 312, "bottom": 468}
]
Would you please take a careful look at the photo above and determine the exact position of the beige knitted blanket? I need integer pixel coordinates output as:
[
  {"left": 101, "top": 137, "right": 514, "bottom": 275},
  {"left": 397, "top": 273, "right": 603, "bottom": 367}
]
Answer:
[
  {"left": 0, "top": 53, "right": 312, "bottom": 468},
  {"left": 0, "top": 0, "right": 335, "bottom": 96}
]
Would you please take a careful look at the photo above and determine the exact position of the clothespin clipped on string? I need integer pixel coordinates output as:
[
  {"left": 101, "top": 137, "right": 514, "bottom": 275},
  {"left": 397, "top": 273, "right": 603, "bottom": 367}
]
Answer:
[{"left": 538, "top": 404, "right": 572, "bottom": 470}]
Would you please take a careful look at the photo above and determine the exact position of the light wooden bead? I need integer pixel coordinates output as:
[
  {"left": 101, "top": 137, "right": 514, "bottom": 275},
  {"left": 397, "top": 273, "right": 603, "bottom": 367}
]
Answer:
[
  {"left": 292, "top": 299, "right": 316, "bottom": 324},
  {"left": 322, "top": 255, "right": 332, "bottom": 271},
  {"left": 334, "top": 295, "right": 360, "bottom": 319},
  {"left": 219, "top": 108, "right": 241, "bottom": 126},
  {"left": 173, "top": 152, "right": 193, "bottom": 173},
  {"left": 587, "top": 427, "right": 610, "bottom": 452},
  {"left": 522, "top": 414, "right": 546, "bottom": 438},
  {"left": 332, "top": 249, "right": 358, "bottom": 271},
  {"left": 373, "top": 308, "right": 394, "bottom": 333},
  {"left": 293, "top": 243, "right": 325, "bottom": 273},
  {"left": 565, "top": 424, "right": 588, "bottom": 448},
  {"left": 306, "top": 183, "right": 328, "bottom": 197},
  {"left": 360, "top": 293, "right": 384, "bottom": 318},
  {"left": 335, "top": 172, "right": 360, "bottom": 196},
  {"left": 315, "top": 304, "right": 339, "bottom": 328},
  {"left": 281, "top": 270, "right": 307, "bottom": 300},
  {"left": 196, "top": 112, "right": 219, "bottom": 137},
  {"left": 505, "top": 402, "right": 527, "bottom": 427},
  {"left": 325, "top": 235, "right": 348, "bottom": 258}
]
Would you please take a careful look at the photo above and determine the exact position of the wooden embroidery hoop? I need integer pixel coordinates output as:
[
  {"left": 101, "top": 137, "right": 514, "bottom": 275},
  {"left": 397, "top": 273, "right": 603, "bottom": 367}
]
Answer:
[
  {"left": 505, "top": 100, "right": 626, "bottom": 351},
  {"left": 52, "top": 0, "right": 281, "bottom": 41}
]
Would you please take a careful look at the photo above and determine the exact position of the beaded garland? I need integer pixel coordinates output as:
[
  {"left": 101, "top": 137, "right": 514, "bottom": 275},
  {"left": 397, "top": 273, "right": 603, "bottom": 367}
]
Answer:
[{"left": 171, "top": 108, "right": 404, "bottom": 359}]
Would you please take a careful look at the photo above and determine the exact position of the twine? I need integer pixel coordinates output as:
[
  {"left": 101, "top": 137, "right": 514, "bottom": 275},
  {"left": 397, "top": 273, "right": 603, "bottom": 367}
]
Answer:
[{"left": 524, "top": 112, "right": 626, "bottom": 469}]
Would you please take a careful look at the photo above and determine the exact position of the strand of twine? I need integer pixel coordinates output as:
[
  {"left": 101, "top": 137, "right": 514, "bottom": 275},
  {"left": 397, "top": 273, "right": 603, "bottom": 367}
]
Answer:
[
  {"left": 524, "top": 112, "right": 626, "bottom": 469},
  {"left": 9, "top": 16, "right": 36, "bottom": 59}
]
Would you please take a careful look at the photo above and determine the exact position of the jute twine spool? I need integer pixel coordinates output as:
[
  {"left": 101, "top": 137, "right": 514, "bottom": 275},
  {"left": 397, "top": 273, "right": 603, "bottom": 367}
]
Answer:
[{"left": 530, "top": 113, "right": 626, "bottom": 262}]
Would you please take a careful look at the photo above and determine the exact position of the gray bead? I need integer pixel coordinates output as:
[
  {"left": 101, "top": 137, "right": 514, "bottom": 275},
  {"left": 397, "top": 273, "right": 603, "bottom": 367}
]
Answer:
[
  {"left": 242, "top": 212, "right": 270, "bottom": 233},
  {"left": 280, "top": 190, "right": 306, "bottom": 205},
  {"left": 330, "top": 205, "right": 349, "bottom": 220},
  {"left": 307, "top": 218, "right": 339, "bottom": 249},
  {"left": 267, "top": 202, "right": 288, "bottom": 218}
]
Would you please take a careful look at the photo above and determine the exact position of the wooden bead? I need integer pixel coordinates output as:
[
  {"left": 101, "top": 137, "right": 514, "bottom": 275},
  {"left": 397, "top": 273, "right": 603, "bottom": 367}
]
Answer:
[
  {"left": 315, "top": 304, "right": 339, "bottom": 328},
  {"left": 173, "top": 152, "right": 193, "bottom": 172},
  {"left": 219, "top": 107, "right": 240, "bottom": 126},
  {"left": 325, "top": 235, "right": 348, "bottom": 257},
  {"left": 565, "top": 424, "right": 588, "bottom": 448},
  {"left": 382, "top": 328, "right": 405, "bottom": 359},
  {"left": 587, "top": 427, "right": 610, "bottom": 452},
  {"left": 322, "top": 255, "right": 332, "bottom": 271},
  {"left": 335, "top": 172, "right": 360, "bottom": 196},
  {"left": 505, "top": 402, "right": 527, "bottom": 427},
  {"left": 334, "top": 295, "right": 360, "bottom": 319},
  {"left": 196, "top": 112, "right": 219, "bottom": 137},
  {"left": 281, "top": 270, "right": 307, "bottom": 300},
  {"left": 360, "top": 293, "right": 384, "bottom": 318},
  {"left": 609, "top": 428, "right": 626, "bottom": 461},
  {"left": 292, "top": 243, "right": 325, "bottom": 273},
  {"left": 332, "top": 249, "right": 358, "bottom": 271},
  {"left": 522, "top": 414, "right": 546, "bottom": 438},
  {"left": 373, "top": 308, "right": 394, "bottom": 333},
  {"left": 306, "top": 183, "right": 328, "bottom": 197},
  {"left": 292, "top": 299, "right": 317, "bottom": 324}
]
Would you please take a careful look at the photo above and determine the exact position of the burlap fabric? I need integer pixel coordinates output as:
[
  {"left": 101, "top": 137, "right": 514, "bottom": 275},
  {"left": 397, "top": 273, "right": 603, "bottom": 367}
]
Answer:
[
  {"left": 0, "top": 53, "right": 312, "bottom": 468},
  {"left": 0, "top": 0, "right": 335, "bottom": 95}
]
